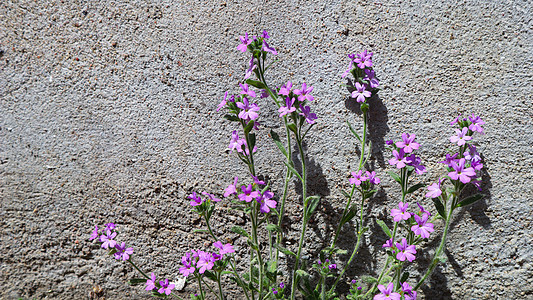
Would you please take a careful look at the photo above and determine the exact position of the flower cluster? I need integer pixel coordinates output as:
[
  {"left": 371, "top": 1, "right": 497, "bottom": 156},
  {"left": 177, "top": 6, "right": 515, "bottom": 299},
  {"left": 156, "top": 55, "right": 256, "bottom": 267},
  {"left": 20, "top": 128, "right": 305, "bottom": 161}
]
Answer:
[
  {"left": 236, "top": 31, "right": 277, "bottom": 80},
  {"left": 342, "top": 50, "right": 379, "bottom": 103},
  {"left": 373, "top": 282, "right": 417, "bottom": 300},
  {"left": 277, "top": 80, "right": 318, "bottom": 124},
  {"left": 387, "top": 133, "right": 426, "bottom": 175},
  {"left": 223, "top": 175, "right": 277, "bottom": 213},
  {"left": 383, "top": 202, "right": 434, "bottom": 263},
  {"left": 349, "top": 170, "right": 381, "bottom": 186},
  {"left": 145, "top": 273, "right": 175, "bottom": 296},
  {"left": 272, "top": 282, "right": 286, "bottom": 299},
  {"left": 179, "top": 241, "right": 235, "bottom": 277},
  {"left": 90, "top": 223, "right": 134, "bottom": 261}
]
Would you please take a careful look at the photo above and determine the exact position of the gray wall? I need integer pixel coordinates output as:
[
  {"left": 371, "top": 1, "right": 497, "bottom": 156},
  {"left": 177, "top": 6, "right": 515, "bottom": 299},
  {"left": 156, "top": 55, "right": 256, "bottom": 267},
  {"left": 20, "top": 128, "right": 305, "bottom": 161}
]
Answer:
[{"left": 1, "top": 0, "right": 531, "bottom": 299}]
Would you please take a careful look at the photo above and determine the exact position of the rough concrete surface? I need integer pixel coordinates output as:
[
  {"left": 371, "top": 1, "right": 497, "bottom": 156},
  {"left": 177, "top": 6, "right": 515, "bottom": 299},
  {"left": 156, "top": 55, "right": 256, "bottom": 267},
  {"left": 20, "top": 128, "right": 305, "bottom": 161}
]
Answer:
[{"left": 1, "top": 0, "right": 532, "bottom": 299}]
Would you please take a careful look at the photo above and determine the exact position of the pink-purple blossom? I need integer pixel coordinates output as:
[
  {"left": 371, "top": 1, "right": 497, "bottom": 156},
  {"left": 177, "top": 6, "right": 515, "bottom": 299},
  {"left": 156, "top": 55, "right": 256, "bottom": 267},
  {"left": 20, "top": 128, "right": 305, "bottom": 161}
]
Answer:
[
  {"left": 238, "top": 184, "right": 260, "bottom": 202},
  {"left": 351, "top": 82, "right": 371, "bottom": 103},
  {"left": 468, "top": 114, "right": 485, "bottom": 134},
  {"left": 391, "top": 202, "right": 411, "bottom": 222},
  {"left": 349, "top": 170, "right": 368, "bottom": 186},
  {"left": 395, "top": 238, "right": 416, "bottom": 262},
  {"left": 229, "top": 131, "right": 245, "bottom": 153},
  {"left": 366, "top": 171, "right": 381, "bottom": 185},
  {"left": 395, "top": 133, "right": 420, "bottom": 153},
  {"left": 214, "top": 241, "right": 235, "bottom": 255},
  {"left": 448, "top": 158, "right": 476, "bottom": 184},
  {"left": 278, "top": 97, "right": 296, "bottom": 117},
  {"left": 239, "top": 83, "right": 256, "bottom": 98},
  {"left": 299, "top": 105, "right": 317, "bottom": 124},
  {"left": 236, "top": 97, "right": 260, "bottom": 121},
  {"left": 262, "top": 41, "right": 277, "bottom": 55},
  {"left": 114, "top": 242, "right": 134, "bottom": 261},
  {"left": 158, "top": 278, "right": 175, "bottom": 295},
  {"left": 145, "top": 273, "right": 157, "bottom": 291},
  {"left": 261, "top": 30, "right": 270, "bottom": 39},
  {"left": 363, "top": 69, "right": 380, "bottom": 88},
  {"left": 374, "top": 283, "right": 400, "bottom": 300},
  {"left": 179, "top": 251, "right": 196, "bottom": 277},
  {"left": 411, "top": 213, "right": 434, "bottom": 239},
  {"left": 382, "top": 238, "right": 393, "bottom": 248},
  {"left": 90, "top": 225, "right": 99, "bottom": 241},
  {"left": 354, "top": 50, "right": 373, "bottom": 69},
  {"left": 244, "top": 58, "right": 257, "bottom": 80},
  {"left": 388, "top": 149, "right": 408, "bottom": 169},
  {"left": 237, "top": 33, "right": 252, "bottom": 52},
  {"left": 196, "top": 251, "right": 215, "bottom": 274},
  {"left": 294, "top": 83, "right": 314, "bottom": 102},
  {"left": 450, "top": 127, "right": 472, "bottom": 146},
  {"left": 425, "top": 181, "right": 442, "bottom": 198},
  {"left": 401, "top": 282, "right": 417, "bottom": 300},
  {"left": 218, "top": 91, "right": 229, "bottom": 111},
  {"left": 257, "top": 190, "right": 277, "bottom": 213},
  {"left": 188, "top": 192, "right": 204, "bottom": 207},
  {"left": 278, "top": 81, "right": 293, "bottom": 96},
  {"left": 100, "top": 230, "right": 117, "bottom": 249},
  {"left": 202, "top": 192, "right": 221, "bottom": 202}
]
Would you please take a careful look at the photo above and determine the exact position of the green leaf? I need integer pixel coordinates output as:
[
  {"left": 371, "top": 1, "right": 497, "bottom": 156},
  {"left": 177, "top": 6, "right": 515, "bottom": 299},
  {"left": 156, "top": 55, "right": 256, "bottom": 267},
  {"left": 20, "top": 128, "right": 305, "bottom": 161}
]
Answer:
[
  {"left": 270, "top": 130, "right": 288, "bottom": 157},
  {"left": 400, "top": 271, "right": 410, "bottom": 283},
  {"left": 192, "top": 229, "right": 208, "bottom": 234},
  {"left": 376, "top": 219, "right": 392, "bottom": 238},
  {"left": 283, "top": 161, "right": 303, "bottom": 182},
  {"left": 128, "top": 278, "right": 147, "bottom": 286},
  {"left": 203, "top": 270, "right": 218, "bottom": 281},
  {"left": 456, "top": 194, "right": 483, "bottom": 208},
  {"left": 305, "top": 196, "right": 320, "bottom": 222},
  {"left": 296, "top": 269, "right": 310, "bottom": 279},
  {"left": 407, "top": 183, "right": 426, "bottom": 194},
  {"left": 245, "top": 79, "right": 266, "bottom": 89},
  {"left": 287, "top": 123, "right": 298, "bottom": 134},
  {"left": 151, "top": 291, "right": 167, "bottom": 298},
  {"left": 339, "top": 205, "right": 357, "bottom": 227},
  {"left": 224, "top": 114, "right": 240, "bottom": 122},
  {"left": 274, "top": 244, "right": 296, "bottom": 257},
  {"left": 360, "top": 275, "right": 378, "bottom": 284},
  {"left": 248, "top": 132, "right": 256, "bottom": 150},
  {"left": 266, "top": 224, "right": 281, "bottom": 233},
  {"left": 388, "top": 171, "right": 401, "bottom": 184},
  {"left": 230, "top": 226, "right": 250, "bottom": 239},
  {"left": 340, "top": 189, "right": 351, "bottom": 199},
  {"left": 244, "top": 120, "right": 255, "bottom": 135},
  {"left": 346, "top": 121, "right": 362, "bottom": 143},
  {"left": 432, "top": 197, "right": 446, "bottom": 219},
  {"left": 247, "top": 239, "right": 259, "bottom": 251}
]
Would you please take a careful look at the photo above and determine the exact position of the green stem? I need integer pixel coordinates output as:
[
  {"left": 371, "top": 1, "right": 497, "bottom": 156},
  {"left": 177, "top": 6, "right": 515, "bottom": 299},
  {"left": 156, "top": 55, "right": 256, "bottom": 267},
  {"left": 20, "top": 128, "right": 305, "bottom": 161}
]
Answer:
[
  {"left": 230, "top": 257, "right": 251, "bottom": 300},
  {"left": 200, "top": 276, "right": 220, "bottom": 299},
  {"left": 364, "top": 257, "right": 392, "bottom": 298},
  {"left": 127, "top": 259, "right": 149, "bottom": 279},
  {"left": 358, "top": 112, "right": 368, "bottom": 170},
  {"left": 414, "top": 206, "right": 453, "bottom": 290},
  {"left": 217, "top": 272, "right": 225, "bottom": 300},
  {"left": 197, "top": 275, "right": 205, "bottom": 300},
  {"left": 290, "top": 138, "right": 308, "bottom": 300}
]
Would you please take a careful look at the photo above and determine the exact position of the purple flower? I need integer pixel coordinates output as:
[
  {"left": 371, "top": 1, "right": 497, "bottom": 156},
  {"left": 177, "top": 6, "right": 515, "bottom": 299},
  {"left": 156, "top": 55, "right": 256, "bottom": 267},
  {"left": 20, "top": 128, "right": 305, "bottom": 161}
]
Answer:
[
  {"left": 272, "top": 288, "right": 278, "bottom": 295},
  {"left": 366, "top": 171, "right": 381, "bottom": 185},
  {"left": 391, "top": 202, "right": 411, "bottom": 222},
  {"left": 258, "top": 190, "right": 277, "bottom": 213},
  {"left": 411, "top": 213, "right": 434, "bottom": 239},
  {"left": 406, "top": 154, "right": 426, "bottom": 175},
  {"left": 244, "top": 58, "right": 257, "bottom": 80},
  {"left": 363, "top": 69, "right": 380, "bottom": 88},
  {"left": 105, "top": 223, "right": 116, "bottom": 231},
  {"left": 293, "top": 83, "right": 314, "bottom": 102},
  {"left": 395, "top": 133, "right": 420, "bottom": 153},
  {"left": 299, "top": 105, "right": 317, "bottom": 124},
  {"left": 351, "top": 279, "right": 357, "bottom": 285},
  {"left": 468, "top": 114, "right": 485, "bottom": 134},
  {"left": 197, "top": 251, "right": 215, "bottom": 274},
  {"left": 385, "top": 140, "right": 394, "bottom": 146},
  {"left": 382, "top": 238, "right": 393, "bottom": 248},
  {"left": 280, "top": 282, "right": 285, "bottom": 289},
  {"left": 440, "top": 152, "right": 459, "bottom": 167},
  {"left": 374, "top": 283, "right": 401, "bottom": 300},
  {"left": 217, "top": 91, "right": 229, "bottom": 111},
  {"left": 158, "top": 278, "right": 175, "bottom": 296},
  {"left": 214, "top": 241, "right": 235, "bottom": 255},
  {"left": 188, "top": 192, "right": 204, "bottom": 207},
  {"left": 450, "top": 127, "right": 472, "bottom": 146},
  {"left": 114, "top": 242, "right": 134, "bottom": 261},
  {"left": 229, "top": 131, "right": 245, "bottom": 153},
  {"left": 448, "top": 158, "right": 476, "bottom": 184},
  {"left": 341, "top": 59, "right": 354, "bottom": 78},
  {"left": 278, "top": 97, "right": 296, "bottom": 117},
  {"left": 99, "top": 230, "right": 117, "bottom": 249},
  {"left": 425, "top": 181, "right": 442, "bottom": 198},
  {"left": 351, "top": 82, "right": 371, "bottom": 103},
  {"left": 328, "top": 264, "right": 337, "bottom": 270},
  {"left": 388, "top": 149, "right": 408, "bottom": 169},
  {"left": 262, "top": 41, "right": 277, "bottom": 55},
  {"left": 238, "top": 184, "right": 260, "bottom": 202},
  {"left": 239, "top": 83, "right": 256, "bottom": 98},
  {"left": 450, "top": 115, "right": 465, "bottom": 125},
  {"left": 401, "top": 282, "right": 417, "bottom": 300},
  {"left": 179, "top": 252, "right": 196, "bottom": 277},
  {"left": 237, "top": 33, "right": 252, "bottom": 52},
  {"left": 278, "top": 81, "right": 293, "bottom": 96},
  {"left": 354, "top": 50, "right": 373, "bottom": 69},
  {"left": 251, "top": 175, "right": 265, "bottom": 185},
  {"left": 260, "top": 89, "right": 269, "bottom": 98},
  {"left": 417, "top": 202, "right": 431, "bottom": 216},
  {"left": 90, "top": 225, "right": 99, "bottom": 241},
  {"left": 261, "top": 30, "right": 270, "bottom": 39},
  {"left": 202, "top": 192, "right": 221, "bottom": 202},
  {"left": 395, "top": 238, "right": 416, "bottom": 262},
  {"left": 349, "top": 170, "right": 368, "bottom": 186},
  {"left": 145, "top": 273, "right": 157, "bottom": 291},
  {"left": 236, "top": 97, "right": 260, "bottom": 121},
  {"left": 464, "top": 145, "right": 482, "bottom": 168}
]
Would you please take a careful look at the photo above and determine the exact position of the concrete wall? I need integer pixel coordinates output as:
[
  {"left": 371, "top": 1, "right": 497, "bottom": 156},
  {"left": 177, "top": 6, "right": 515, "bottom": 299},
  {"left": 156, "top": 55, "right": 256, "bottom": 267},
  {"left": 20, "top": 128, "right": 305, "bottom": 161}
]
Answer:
[{"left": 1, "top": 0, "right": 531, "bottom": 298}]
